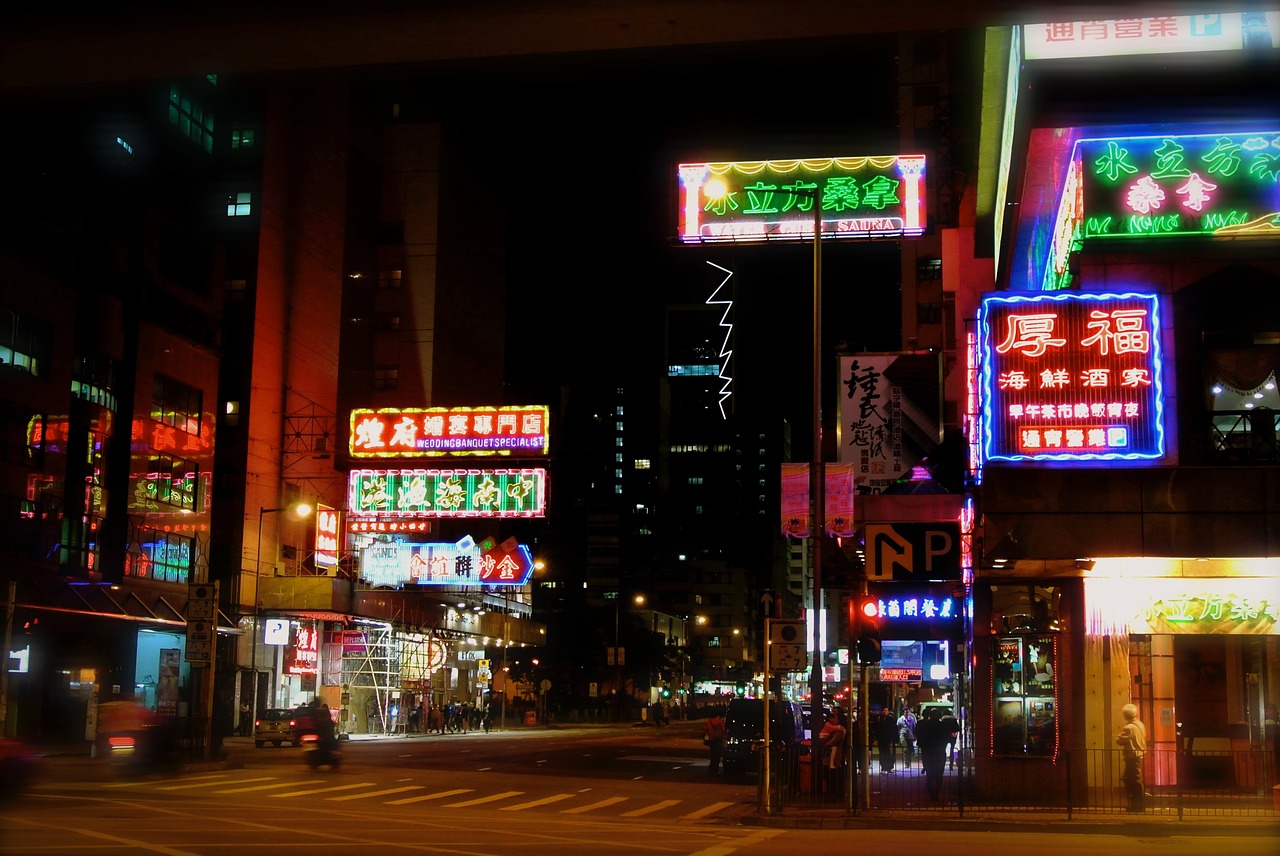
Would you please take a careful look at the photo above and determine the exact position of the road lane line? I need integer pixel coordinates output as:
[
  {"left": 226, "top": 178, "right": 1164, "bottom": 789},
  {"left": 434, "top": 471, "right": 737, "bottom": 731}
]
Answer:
[
  {"left": 688, "top": 828, "right": 785, "bottom": 856},
  {"left": 681, "top": 800, "right": 736, "bottom": 820},
  {"left": 213, "top": 781, "right": 306, "bottom": 794},
  {"left": 442, "top": 790, "right": 524, "bottom": 807},
  {"left": 157, "top": 772, "right": 280, "bottom": 788},
  {"left": 385, "top": 788, "right": 473, "bottom": 805},
  {"left": 270, "top": 782, "right": 377, "bottom": 797},
  {"left": 499, "top": 793, "right": 576, "bottom": 811},
  {"left": 560, "top": 796, "right": 629, "bottom": 814},
  {"left": 620, "top": 798, "right": 680, "bottom": 816},
  {"left": 65, "top": 827, "right": 198, "bottom": 856},
  {"left": 328, "top": 785, "right": 425, "bottom": 801}
]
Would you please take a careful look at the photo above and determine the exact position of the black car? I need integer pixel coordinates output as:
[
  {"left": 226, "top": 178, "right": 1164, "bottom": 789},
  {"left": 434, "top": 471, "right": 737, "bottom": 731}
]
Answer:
[{"left": 721, "top": 697, "right": 806, "bottom": 776}]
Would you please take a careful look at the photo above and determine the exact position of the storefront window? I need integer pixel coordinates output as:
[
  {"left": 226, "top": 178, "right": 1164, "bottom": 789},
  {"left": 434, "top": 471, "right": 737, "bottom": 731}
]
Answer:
[{"left": 992, "top": 634, "right": 1058, "bottom": 758}]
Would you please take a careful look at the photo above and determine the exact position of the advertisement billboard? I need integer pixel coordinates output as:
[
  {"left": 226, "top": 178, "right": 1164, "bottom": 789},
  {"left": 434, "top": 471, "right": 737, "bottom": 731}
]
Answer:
[
  {"left": 347, "top": 468, "right": 546, "bottom": 518},
  {"left": 349, "top": 406, "right": 549, "bottom": 458}
]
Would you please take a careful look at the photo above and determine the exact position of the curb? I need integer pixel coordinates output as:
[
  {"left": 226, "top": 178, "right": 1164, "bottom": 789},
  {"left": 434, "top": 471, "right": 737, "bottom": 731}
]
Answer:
[{"left": 740, "top": 811, "right": 1280, "bottom": 836}]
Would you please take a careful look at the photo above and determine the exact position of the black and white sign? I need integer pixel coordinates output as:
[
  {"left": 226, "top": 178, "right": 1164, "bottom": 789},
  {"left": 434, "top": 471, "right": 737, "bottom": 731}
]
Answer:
[{"left": 865, "top": 522, "right": 961, "bottom": 581}]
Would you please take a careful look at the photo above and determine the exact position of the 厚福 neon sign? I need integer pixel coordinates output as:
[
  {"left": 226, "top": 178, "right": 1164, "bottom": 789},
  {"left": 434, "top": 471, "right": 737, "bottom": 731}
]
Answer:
[{"left": 980, "top": 291, "right": 1166, "bottom": 462}]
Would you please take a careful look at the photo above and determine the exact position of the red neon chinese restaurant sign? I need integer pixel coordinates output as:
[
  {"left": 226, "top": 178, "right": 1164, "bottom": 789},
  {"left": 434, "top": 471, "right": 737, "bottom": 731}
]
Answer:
[
  {"left": 980, "top": 291, "right": 1165, "bottom": 462},
  {"left": 349, "top": 406, "right": 549, "bottom": 458}
]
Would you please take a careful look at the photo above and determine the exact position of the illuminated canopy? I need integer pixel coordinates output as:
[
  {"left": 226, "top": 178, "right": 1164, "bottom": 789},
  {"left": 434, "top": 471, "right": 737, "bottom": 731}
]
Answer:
[{"left": 676, "top": 155, "right": 926, "bottom": 244}]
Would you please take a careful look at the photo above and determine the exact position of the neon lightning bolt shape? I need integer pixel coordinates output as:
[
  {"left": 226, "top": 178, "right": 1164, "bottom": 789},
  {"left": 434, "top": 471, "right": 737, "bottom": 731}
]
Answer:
[{"left": 705, "top": 261, "right": 735, "bottom": 419}]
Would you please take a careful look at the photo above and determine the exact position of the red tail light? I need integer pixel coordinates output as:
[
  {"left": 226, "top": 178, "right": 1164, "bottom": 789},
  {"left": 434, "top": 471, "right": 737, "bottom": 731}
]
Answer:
[
  {"left": 299, "top": 733, "right": 319, "bottom": 744},
  {"left": 107, "top": 735, "right": 136, "bottom": 751}
]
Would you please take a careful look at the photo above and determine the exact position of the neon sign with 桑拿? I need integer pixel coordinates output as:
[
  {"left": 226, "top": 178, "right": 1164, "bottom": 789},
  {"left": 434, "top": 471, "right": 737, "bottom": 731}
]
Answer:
[
  {"left": 979, "top": 291, "right": 1166, "bottom": 462},
  {"left": 1076, "top": 130, "right": 1280, "bottom": 240},
  {"left": 677, "top": 155, "right": 927, "bottom": 244}
]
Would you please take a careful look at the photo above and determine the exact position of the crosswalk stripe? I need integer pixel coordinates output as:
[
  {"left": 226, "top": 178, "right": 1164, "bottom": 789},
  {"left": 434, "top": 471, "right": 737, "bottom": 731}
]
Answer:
[
  {"left": 158, "top": 776, "right": 278, "bottom": 791},
  {"left": 213, "top": 782, "right": 304, "bottom": 794},
  {"left": 329, "top": 786, "right": 425, "bottom": 802},
  {"left": 620, "top": 799, "right": 680, "bottom": 817},
  {"left": 681, "top": 801, "right": 735, "bottom": 820},
  {"left": 106, "top": 774, "right": 233, "bottom": 789},
  {"left": 560, "top": 796, "right": 629, "bottom": 814},
  {"left": 385, "top": 788, "right": 473, "bottom": 805},
  {"left": 442, "top": 790, "right": 524, "bottom": 807},
  {"left": 499, "top": 793, "right": 576, "bottom": 811},
  {"left": 270, "top": 782, "right": 377, "bottom": 797}
]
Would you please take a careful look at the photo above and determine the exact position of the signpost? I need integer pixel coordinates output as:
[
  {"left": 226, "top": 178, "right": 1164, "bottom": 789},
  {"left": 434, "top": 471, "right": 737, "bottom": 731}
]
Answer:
[{"left": 185, "top": 582, "right": 218, "bottom": 760}]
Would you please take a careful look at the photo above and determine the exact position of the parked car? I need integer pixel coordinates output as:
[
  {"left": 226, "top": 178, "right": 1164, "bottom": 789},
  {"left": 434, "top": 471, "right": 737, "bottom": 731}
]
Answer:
[
  {"left": 254, "top": 708, "right": 298, "bottom": 747},
  {"left": 0, "top": 737, "right": 44, "bottom": 798},
  {"left": 721, "top": 697, "right": 806, "bottom": 777}
]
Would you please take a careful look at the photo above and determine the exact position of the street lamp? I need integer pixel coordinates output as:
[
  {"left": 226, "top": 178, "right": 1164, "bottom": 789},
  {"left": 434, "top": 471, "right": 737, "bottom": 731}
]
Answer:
[{"left": 250, "top": 503, "right": 312, "bottom": 724}]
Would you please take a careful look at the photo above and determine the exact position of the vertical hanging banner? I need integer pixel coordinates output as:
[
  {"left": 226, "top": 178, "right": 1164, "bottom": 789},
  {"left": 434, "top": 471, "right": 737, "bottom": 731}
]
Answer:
[
  {"left": 314, "top": 504, "right": 340, "bottom": 573},
  {"left": 780, "top": 463, "right": 810, "bottom": 538},
  {"left": 825, "top": 462, "right": 855, "bottom": 538},
  {"left": 779, "top": 463, "right": 857, "bottom": 539},
  {"left": 836, "top": 352, "right": 944, "bottom": 493}
]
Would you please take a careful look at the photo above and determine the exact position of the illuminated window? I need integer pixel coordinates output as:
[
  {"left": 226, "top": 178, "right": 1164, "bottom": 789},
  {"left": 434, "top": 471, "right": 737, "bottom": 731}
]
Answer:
[
  {"left": 128, "top": 527, "right": 193, "bottom": 583},
  {"left": 615, "top": 421, "right": 623, "bottom": 431},
  {"left": 72, "top": 353, "right": 118, "bottom": 412},
  {"left": 230, "top": 128, "right": 255, "bottom": 149},
  {"left": 615, "top": 468, "right": 623, "bottom": 479},
  {"left": 377, "top": 269, "right": 402, "bottom": 289},
  {"left": 615, "top": 437, "right": 623, "bottom": 447},
  {"left": 0, "top": 307, "right": 52, "bottom": 378},
  {"left": 688, "top": 477, "right": 703, "bottom": 485},
  {"left": 167, "top": 85, "right": 214, "bottom": 153},
  {"left": 0, "top": 404, "right": 43, "bottom": 467},
  {"left": 143, "top": 453, "right": 198, "bottom": 512},
  {"left": 226, "top": 192, "right": 252, "bottom": 217},
  {"left": 151, "top": 373, "right": 203, "bottom": 436},
  {"left": 634, "top": 459, "right": 651, "bottom": 469}
]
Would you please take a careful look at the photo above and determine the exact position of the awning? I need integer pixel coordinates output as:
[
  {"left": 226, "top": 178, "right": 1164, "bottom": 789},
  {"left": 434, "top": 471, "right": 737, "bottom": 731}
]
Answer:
[{"left": 12, "top": 577, "right": 242, "bottom": 634}]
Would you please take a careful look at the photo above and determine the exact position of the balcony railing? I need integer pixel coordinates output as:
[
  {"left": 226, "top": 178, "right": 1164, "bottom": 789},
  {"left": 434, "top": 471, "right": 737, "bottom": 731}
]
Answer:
[{"left": 1211, "top": 409, "right": 1279, "bottom": 463}]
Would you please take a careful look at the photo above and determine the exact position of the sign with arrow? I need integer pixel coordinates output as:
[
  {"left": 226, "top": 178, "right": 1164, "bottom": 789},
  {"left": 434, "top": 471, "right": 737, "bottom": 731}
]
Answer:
[{"left": 865, "top": 522, "right": 961, "bottom": 581}]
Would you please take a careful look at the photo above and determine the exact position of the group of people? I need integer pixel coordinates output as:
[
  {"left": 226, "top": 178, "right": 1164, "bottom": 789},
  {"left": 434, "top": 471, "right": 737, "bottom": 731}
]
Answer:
[{"left": 870, "top": 704, "right": 959, "bottom": 800}]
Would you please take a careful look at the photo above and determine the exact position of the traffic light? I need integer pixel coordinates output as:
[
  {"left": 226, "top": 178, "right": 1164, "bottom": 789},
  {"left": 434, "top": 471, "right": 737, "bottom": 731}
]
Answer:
[{"left": 856, "top": 596, "right": 883, "bottom": 664}]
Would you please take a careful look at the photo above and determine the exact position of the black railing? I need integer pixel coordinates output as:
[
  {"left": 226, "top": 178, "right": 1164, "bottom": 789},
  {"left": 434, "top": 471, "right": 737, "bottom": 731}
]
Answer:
[
  {"left": 771, "top": 745, "right": 1278, "bottom": 818},
  {"left": 1211, "top": 409, "right": 1279, "bottom": 463}
]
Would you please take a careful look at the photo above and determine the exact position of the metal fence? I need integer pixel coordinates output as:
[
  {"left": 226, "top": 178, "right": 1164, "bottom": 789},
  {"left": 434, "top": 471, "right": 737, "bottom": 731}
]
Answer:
[{"left": 767, "top": 744, "right": 1279, "bottom": 819}]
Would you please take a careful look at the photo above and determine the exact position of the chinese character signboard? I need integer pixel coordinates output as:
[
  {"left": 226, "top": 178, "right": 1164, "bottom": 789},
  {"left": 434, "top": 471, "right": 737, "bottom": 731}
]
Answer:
[
  {"left": 676, "top": 155, "right": 927, "bottom": 244},
  {"left": 288, "top": 625, "right": 319, "bottom": 676},
  {"left": 349, "top": 406, "right": 549, "bottom": 458},
  {"left": 1078, "top": 130, "right": 1280, "bottom": 241},
  {"left": 836, "top": 352, "right": 944, "bottom": 492},
  {"left": 865, "top": 583, "right": 964, "bottom": 637},
  {"left": 314, "top": 504, "right": 339, "bottom": 571},
  {"left": 1024, "top": 12, "right": 1280, "bottom": 61},
  {"left": 348, "top": 468, "right": 546, "bottom": 518},
  {"left": 359, "top": 534, "right": 535, "bottom": 588},
  {"left": 980, "top": 291, "right": 1166, "bottom": 462},
  {"left": 778, "top": 463, "right": 855, "bottom": 538}
]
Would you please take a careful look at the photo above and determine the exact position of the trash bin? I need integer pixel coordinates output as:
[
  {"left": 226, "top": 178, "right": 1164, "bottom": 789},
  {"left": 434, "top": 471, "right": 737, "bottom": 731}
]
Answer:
[{"left": 523, "top": 710, "right": 537, "bottom": 726}]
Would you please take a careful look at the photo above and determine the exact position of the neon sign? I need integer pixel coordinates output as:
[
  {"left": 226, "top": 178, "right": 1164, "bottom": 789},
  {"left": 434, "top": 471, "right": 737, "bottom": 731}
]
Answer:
[
  {"left": 358, "top": 535, "right": 535, "bottom": 588},
  {"left": 676, "top": 155, "right": 927, "bottom": 244},
  {"left": 1078, "top": 131, "right": 1280, "bottom": 240},
  {"left": 287, "top": 625, "right": 318, "bottom": 675},
  {"left": 1024, "top": 12, "right": 1280, "bottom": 61},
  {"left": 349, "top": 406, "right": 549, "bottom": 458},
  {"left": 314, "top": 505, "right": 339, "bottom": 568},
  {"left": 347, "top": 468, "right": 546, "bottom": 518},
  {"left": 980, "top": 291, "right": 1166, "bottom": 462}
]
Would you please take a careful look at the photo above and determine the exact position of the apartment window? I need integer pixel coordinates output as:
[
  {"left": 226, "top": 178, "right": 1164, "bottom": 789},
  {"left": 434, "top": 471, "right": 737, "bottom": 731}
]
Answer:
[
  {"left": 615, "top": 437, "right": 623, "bottom": 447},
  {"left": 688, "top": 477, "right": 703, "bottom": 485},
  {"left": 377, "top": 269, "right": 403, "bottom": 289},
  {"left": 376, "top": 313, "right": 401, "bottom": 331},
  {"left": 128, "top": 527, "right": 193, "bottom": 583},
  {"left": 373, "top": 366, "right": 399, "bottom": 390},
  {"left": 614, "top": 484, "right": 623, "bottom": 494},
  {"left": 0, "top": 307, "right": 52, "bottom": 378},
  {"left": 634, "top": 458, "right": 651, "bottom": 469},
  {"left": 226, "top": 192, "right": 252, "bottom": 217},
  {"left": 917, "top": 257, "right": 943, "bottom": 280},
  {"left": 151, "top": 373, "right": 203, "bottom": 436},
  {"left": 615, "top": 406, "right": 624, "bottom": 416},
  {"left": 72, "top": 353, "right": 119, "bottom": 412},
  {"left": 224, "top": 278, "right": 247, "bottom": 296},
  {"left": 167, "top": 85, "right": 214, "bottom": 154},
  {"left": 918, "top": 302, "right": 944, "bottom": 325},
  {"left": 230, "top": 128, "right": 256, "bottom": 150},
  {"left": 615, "top": 453, "right": 623, "bottom": 463},
  {"left": 615, "top": 421, "right": 623, "bottom": 432}
]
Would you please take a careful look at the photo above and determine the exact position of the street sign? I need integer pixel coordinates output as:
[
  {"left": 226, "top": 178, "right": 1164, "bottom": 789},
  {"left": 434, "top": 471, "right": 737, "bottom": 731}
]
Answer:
[
  {"left": 864, "top": 522, "right": 961, "bottom": 581},
  {"left": 185, "top": 619, "right": 213, "bottom": 664},
  {"left": 185, "top": 583, "right": 217, "bottom": 664},
  {"left": 186, "top": 584, "right": 216, "bottom": 621},
  {"left": 768, "top": 619, "right": 807, "bottom": 671}
]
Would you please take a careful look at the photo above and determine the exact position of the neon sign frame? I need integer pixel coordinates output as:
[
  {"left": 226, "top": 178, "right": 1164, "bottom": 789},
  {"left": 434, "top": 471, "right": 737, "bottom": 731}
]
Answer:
[
  {"left": 349, "top": 406, "right": 550, "bottom": 458},
  {"left": 347, "top": 468, "right": 546, "bottom": 519},
  {"left": 676, "top": 155, "right": 927, "bottom": 244},
  {"left": 1077, "top": 130, "right": 1280, "bottom": 241},
  {"left": 980, "top": 291, "right": 1166, "bottom": 462}
]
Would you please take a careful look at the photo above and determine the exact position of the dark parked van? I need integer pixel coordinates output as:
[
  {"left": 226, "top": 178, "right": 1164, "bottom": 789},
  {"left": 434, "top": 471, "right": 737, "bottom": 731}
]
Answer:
[{"left": 721, "top": 697, "right": 806, "bottom": 776}]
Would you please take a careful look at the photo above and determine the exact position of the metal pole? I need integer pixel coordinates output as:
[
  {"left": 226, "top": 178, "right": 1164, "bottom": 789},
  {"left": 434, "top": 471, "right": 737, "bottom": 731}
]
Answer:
[
  {"left": 809, "top": 186, "right": 825, "bottom": 800},
  {"left": 501, "top": 597, "right": 509, "bottom": 730},
  {"left": 251, "top": 507, "right": 267, "bottom": 726},
  {"left": 0, "top": 580, "right": 15, "bottom": 737}
]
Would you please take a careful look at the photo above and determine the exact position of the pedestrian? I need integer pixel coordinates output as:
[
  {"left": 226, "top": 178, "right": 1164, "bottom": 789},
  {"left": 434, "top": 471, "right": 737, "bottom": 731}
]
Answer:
[
  {"left": 876, "top": 711, "right": 898, "bottom": 773},
  {"left": 1116, "top": 702, "right": 1147, "bottom": 813},
  {"left": 238, "top": 702, "right": 251, "bottom": 737},
  {"left": 940, "top": 707, "right": 960, "bottom": 770},
  {"left": 703, "top": 707, "right": 726, "bottom": 774},
  {"left": 897, "top": 705, "right": 918, "bottom": 770},
  {"left": 818, "top": 709, "right": 847, "bottom": 797},
  {"left": 916, "top": 706, "right": 950, "bottom": 801}
]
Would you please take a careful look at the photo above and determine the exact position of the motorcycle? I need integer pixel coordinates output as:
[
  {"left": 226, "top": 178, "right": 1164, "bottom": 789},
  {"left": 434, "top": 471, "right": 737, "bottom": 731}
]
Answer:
[{"left": 299, "top": 731, "right": 341, "bottom": 769}]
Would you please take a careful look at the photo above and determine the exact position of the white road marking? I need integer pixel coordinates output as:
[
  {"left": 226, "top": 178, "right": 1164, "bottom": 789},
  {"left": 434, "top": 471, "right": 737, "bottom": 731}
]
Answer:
[
  {"left": 106, "top": 774, "right": 233, "bottom": 789},
  {"left": 560, "top": 796, "right": 629, "bottom": 814},
  {"left": 159, "top": 776, "right": 278, "bottom": 791},
  {"left": 499, "top": 793, "right": 576, "bottom": 811},
  {"left": 329, "top": 785, "right": 425, "bottom": 801},
  {"left": 214, "top": 781, "right": 306, "bottom": 794},
  {"left": 269, "top": 782, "right": 377, "bottom": 797},
  {"left": 442, "top": 790, "right": 524, "bottom": 807},
  {"left": 385, "top": 788, "right": 473, "bottom": 805},
  {"left": 620, "top": 798, "right": 680, "bottom": 816},
  {"left": 681, "top": 800, "right": 736, "bottom": 819}
]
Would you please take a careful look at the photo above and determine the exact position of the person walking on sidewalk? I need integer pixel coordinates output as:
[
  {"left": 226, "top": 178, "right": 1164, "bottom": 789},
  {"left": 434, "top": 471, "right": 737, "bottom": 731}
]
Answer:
[
  {"left": 916, "top": 706, "right": 949, "bottom": 802},
  {"left": 1117, "top": 702, "right": 1147, "bottom": 813},
  {"left": 703, "top": 707, "right": 726, "bottom": 775},
  {"left": 897, "top": 705, "right": 918, "bottom": 770},
  {"left": 876, "top": 711, "right": 898, "bottom": 773}
]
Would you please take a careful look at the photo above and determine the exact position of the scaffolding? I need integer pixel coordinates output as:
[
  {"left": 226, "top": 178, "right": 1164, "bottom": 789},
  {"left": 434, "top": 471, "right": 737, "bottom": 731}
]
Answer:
[{"left": 333, "top": 621, "right": 448, "bottom": 734}]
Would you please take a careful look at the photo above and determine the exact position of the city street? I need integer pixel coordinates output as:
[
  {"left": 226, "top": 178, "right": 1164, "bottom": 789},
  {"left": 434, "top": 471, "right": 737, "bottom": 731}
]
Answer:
[{"left": 4, "top": 721, "right": 1276, "bottom": 855}]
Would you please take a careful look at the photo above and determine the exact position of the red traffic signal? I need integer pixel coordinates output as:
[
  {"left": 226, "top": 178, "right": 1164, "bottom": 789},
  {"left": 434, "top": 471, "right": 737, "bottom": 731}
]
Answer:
[{"left": 856, "top": 596, "right": 882, "bottom": 663}]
